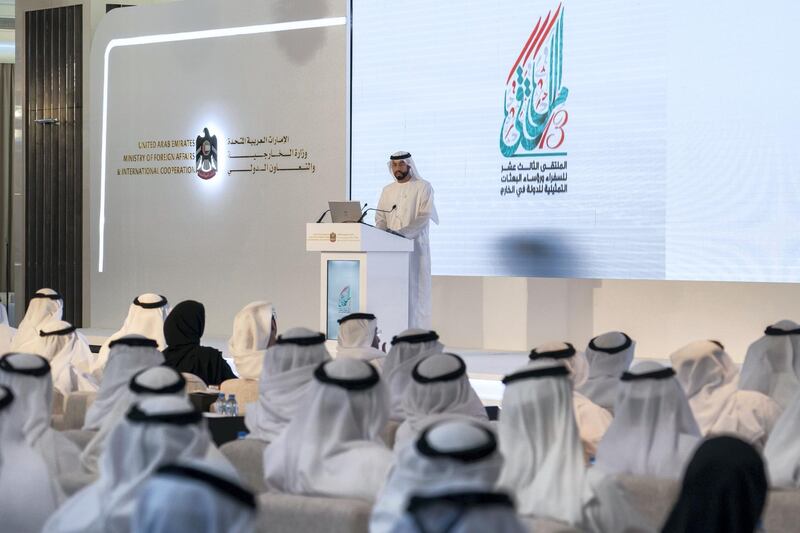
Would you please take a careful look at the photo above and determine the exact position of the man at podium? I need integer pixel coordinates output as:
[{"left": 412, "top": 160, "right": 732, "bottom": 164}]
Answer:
[{"left": 375, "top": 151, "right": 439, "bottom": 328}]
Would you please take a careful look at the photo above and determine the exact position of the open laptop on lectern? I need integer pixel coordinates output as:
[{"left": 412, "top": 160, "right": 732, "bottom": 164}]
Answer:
[{"left": 329, "top": 201, "right": 363, "bottom": 223}]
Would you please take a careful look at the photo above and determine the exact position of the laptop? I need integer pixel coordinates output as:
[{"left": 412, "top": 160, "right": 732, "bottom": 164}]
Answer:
[{"left": 329, "top": 201, "right": 364, "bottom": 223}]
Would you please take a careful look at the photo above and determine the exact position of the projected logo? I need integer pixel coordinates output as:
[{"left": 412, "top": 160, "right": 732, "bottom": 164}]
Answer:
[
  {"left": 500, "top": 3, "right": 568, "bottom": 157},
  {"left": 195, "top": 127, "right": 218, "bottom": 180},
  {"left": 338, "top": 286, "right": 352, "bottom": 313}
]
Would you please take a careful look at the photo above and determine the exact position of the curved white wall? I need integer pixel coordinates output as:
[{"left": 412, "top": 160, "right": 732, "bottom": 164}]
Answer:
[{"left": 89, "top": 0, "right": 348, "bottom": 335}]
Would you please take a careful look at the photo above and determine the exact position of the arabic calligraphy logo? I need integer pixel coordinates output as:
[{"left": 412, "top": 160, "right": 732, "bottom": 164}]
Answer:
[
  {"left": 338, "top": 285, "right": 352, "bottom": 313},
  {"left": 195, "top": 127, "right": 218, "bottom": 180},
  {"left": 500, "top": 3, "right": 568, "bottom": 157}
]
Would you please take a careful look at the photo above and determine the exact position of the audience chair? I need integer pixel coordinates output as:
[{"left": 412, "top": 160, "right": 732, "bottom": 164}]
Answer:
[
  {"left": 219, "top": 438, "right": 270, "bottom": 493},
  {"left": 62, "top": 391, "right": 97, "bottom": 430},
  {"left": 182, "top": 372, "right": 208, "bottom": 393},
  {"left": 220, "top": 378, "right": 259, "bottom": 414},
  {"left": 257, "top": 493, "right": 371, "bottom": 533}
]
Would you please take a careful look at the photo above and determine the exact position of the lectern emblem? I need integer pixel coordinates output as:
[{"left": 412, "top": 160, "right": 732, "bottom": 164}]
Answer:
[
  {"left": 195, "top": 127, "right": 218, "bottom": 180},
  {"left": 329, "top": 232, "right": 337, "bottom": 243},
  {"left": 338, "top": 286, "right": 352, "bottom": 313}
]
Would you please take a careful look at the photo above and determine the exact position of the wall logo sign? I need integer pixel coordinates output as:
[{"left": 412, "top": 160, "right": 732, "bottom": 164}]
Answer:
[
  {"left": 195, "top": 127, "right": 218, "bottom": 179},
  {"left": 500, "top": 2, "right": 568, "bottom": 157}
]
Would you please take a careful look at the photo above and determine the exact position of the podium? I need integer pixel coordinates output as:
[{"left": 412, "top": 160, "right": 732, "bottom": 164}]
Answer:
[{"left": 306, "top": 223, "right": 414, "bottom": 345}]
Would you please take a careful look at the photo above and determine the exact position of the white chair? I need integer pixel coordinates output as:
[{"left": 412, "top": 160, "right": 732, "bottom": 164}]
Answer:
[
  {"left": 519, "top": 517, "right": 580, "bottom": 533},
  {"left": 58, "top": 470, "right": 98, "bottom": 498},
  {"left": 764, "top": 489, "right": 800, "bottom": 533},
  {"left": 181, "top": 372, "right": 208, "bottom": 393},
  {"left": 618, "top": 474, "right": 800, "bottom": 533},
  {"left": 220, "top": 378, "right": 259, "bottom": 414},
  {"left": 219, "top": 438, "right": 269, "bottom": 493},
  {"left": 62, "top": 391, "right": 97, "bottom": 430},
  {"left": 257, "top": 493, "right": 371, "bottom": 533},
  {"left": 382, "top": 420, "right": 400, "bottom": 448},
  {"left": 51, "top": 389, "right": 66, "bottom": 430},
  {"left": 616, "top": 474, "right": 680, "bottom": 529},
  {"left": 61, "top": 429, "right": 98, "bottom": 450}
]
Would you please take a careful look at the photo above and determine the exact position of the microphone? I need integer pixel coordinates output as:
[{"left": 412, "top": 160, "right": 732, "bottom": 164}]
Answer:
[
  {"left": 358, "top": 204, "right": 396, "bottom": 223},
  {"left": 315, "top": 209, "right": 331, "bottom": 223}
]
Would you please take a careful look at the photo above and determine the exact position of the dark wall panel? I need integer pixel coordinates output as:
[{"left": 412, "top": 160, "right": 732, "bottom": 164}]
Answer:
[{"left": 25, "top": 5, "right": 83, "bottom": 325}]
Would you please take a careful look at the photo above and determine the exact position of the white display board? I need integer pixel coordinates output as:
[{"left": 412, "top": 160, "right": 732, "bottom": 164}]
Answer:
[
  {"left": 89, "top": 0, "right": 347, "bottom": 334},
  {"left": 351, "top": 0, "right": 800, "bottom": 282}
]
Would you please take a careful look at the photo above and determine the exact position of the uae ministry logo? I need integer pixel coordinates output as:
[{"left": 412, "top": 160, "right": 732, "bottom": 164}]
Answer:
[
  {"left": 500, "top": 3, "right": 568, "bottom": 157},
  {"left": 195, "top": 127, "right": 218, "bottom": 180}
]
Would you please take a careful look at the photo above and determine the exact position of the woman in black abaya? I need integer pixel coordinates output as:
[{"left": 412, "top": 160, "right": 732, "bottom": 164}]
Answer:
[
  {"left": 662, "top": 435, "right": 767, "bottom": 533},
  {"left": 162, "top": 300, "right": 236, "bottom": 386}
]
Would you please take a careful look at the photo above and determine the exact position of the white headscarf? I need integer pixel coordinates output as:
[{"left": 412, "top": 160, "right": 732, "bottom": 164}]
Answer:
[
  {"left": 10, "top": 288, "right": 63, "bottom": 352},
  {"left": 371, "top": 418, "right": 503, "bottom": 533},
  {"left": 0, "top": 302, "right": 16, "bottom": 355},
  {"left": 578, "top": 332, "right": 636, "bottom": 412},
  {"left": 81, "top": 366, "right": 187, "bottom": 474},
  {"left": 82, "top": 335, "right": 165, "bottom": 430},
  {"left": 529, "top": 341, "right": 589, "bottom": 388},
  {"left": 385, "top": 151, "right": 440, "bottom": 224},
  {"left": 497, "top": 360, "right": 648, "bottom": 531},
  {"left": 228, "top": 301, "right": 276, "bottom": 380},
  {"left": 336, "top": 312, "right": 386, "bottom": 366},
  {"left": 0, "top": 385, "right": 59, "bottom": 533},
  {"left": 133, "top": 459, "right": 256, "bottom": 533},
  {"left": 44, "top": 396, "right": 210, "bottom": 533},
  {"left": 740, "top": 320, "right": 800, "bottom": 409},
  {"left": 595, "top": 361, "right": 701, "bottom": 479},
  {"left": 93, "top": 293, "right": 170, "bottom": 376},
  {"left": 383, "top": 329, "right": 445, "bottom": 420},
  {"left": 530, "top": 341, "right": 611, "bottom": 458},
  {"left": 387, "top": 151, "right": 421, "bottom": 179},
  {"left": 671, "top": 340, "right": 780, "bottom": 447},
  {"left": 0, "top": 353, "right": 82, "bottom": 503},
  {"left": 244, "top": 327, "right": 331, "bottom": 441},
  {"left": 394, "top": 353, "right": 487, "bottom": 448},
  {"left": 29, "top": 319, "right": 97, "bottom": 396},
  {"left": 764, "top": 389, "right": 800, "bottom": 488},
  {"left": 497, "top": 360, "right": 586, "bottom": 523},
  {"left": 263, "top": 358, "right": 392, "bottom": 502}
]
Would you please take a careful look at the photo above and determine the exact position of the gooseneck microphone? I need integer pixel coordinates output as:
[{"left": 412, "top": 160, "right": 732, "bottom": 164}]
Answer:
[
  {"left": 315, "top": 209, "right": 331, "bottom": 223},
  {"left": 358, "top": 204, "right": 397, "bottom": 223}
]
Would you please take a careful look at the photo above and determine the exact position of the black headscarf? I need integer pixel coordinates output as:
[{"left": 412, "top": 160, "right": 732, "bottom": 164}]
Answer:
[
  {"left": 161, "top": 300, "right": 236, "bottom": 387},
  {"left": 662, "top": 435, "right": 767, "bottom": 533},
  {"left": 402, "top": 492, "right": 520, "bottom": 533}
]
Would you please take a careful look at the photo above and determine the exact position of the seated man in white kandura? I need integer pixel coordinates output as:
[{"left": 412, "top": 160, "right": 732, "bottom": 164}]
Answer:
[{"left": 375, "top": 151, "right": 438, "bottom": 329}]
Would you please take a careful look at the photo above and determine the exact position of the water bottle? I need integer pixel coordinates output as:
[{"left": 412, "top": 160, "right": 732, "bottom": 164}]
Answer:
[
  {"left": 227, "top": 394, "right": 238, "bottom": 416},
  {"left": 214, "top": 392, "right": 226, "bottom": 414}
]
